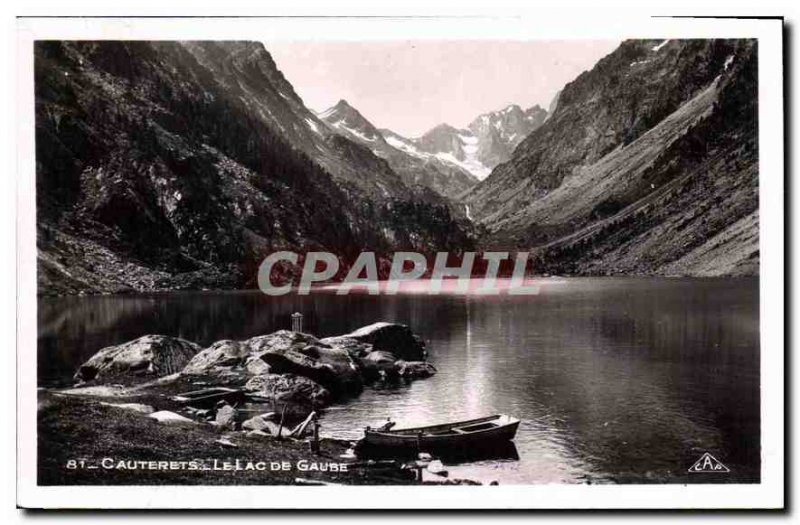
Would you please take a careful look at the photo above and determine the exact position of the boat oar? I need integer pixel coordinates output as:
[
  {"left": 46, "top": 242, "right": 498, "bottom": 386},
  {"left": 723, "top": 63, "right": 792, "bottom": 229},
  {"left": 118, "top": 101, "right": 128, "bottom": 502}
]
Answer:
[
  {"left": 276, "top": 404, "right": 288, "bottom": 438},
  {"left": 290, "top": 411, "right": 316, "bottom": 438}
]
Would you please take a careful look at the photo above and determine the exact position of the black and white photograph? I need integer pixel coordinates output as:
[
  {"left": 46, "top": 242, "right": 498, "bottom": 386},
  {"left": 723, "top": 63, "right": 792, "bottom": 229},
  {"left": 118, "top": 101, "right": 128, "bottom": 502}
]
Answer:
[{"left": 13, "top": 10, "right": 785, "bottom": 510}]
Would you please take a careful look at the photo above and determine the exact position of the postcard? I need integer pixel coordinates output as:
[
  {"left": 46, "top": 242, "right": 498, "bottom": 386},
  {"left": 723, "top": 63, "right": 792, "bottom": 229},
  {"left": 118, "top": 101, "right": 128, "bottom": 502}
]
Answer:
[{"left": 16, "top": 11, "right": 785, "bottom": 509}]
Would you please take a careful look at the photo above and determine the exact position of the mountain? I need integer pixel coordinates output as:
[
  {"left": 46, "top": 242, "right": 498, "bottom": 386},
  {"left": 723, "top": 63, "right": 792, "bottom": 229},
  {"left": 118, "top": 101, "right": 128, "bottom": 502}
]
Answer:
[
  {"left": 463, "top": 39, "right": 758, "bottom": 277},
  {"left": 318, "top": 100, "right": 478, "bottom": 199},
  {"left": 319, "top": 99, "right": 384, "bottom": 144},
  {"left": 466, "top": 104, "right": 548, "bottom": 168},
  {"left": 383, "top": 104, "right": 549, "bottom": 182},
  {"left": 35, "top": 41, "right": 474, "bottom": 295},
  {"left": 544, "top": 90, "right": 560, "bottom": 122}
]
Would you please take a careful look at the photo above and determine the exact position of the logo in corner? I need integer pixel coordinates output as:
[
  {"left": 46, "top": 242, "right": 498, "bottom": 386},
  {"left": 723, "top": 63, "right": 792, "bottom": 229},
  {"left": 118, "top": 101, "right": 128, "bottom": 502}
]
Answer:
[{"left": 688, "top": 453, "right": 730, "bottom": 473}]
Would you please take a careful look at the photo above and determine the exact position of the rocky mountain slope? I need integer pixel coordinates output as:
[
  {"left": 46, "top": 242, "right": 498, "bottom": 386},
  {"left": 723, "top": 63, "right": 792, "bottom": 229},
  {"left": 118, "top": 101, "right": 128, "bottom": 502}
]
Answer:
[
  {"left": 382, "top": 104, "right": 548, "bottom": 181},
  {"left": 464, "top": 104, "right": 548, "bottom": 168},
  {"left": 463, "top": 39, "right": 758, "bottom": 276},
  {"left": 35, "top": 41, "right": 474, "bottom": 295},
  {"left": 318, "top": 100, "right": 478, "bottom": 198}
]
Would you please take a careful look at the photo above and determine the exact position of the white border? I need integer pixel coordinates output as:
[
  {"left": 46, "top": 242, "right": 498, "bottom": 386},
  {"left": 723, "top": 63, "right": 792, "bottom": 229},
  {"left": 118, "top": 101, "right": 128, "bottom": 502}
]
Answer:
[{"left": 16, "top": 14, "right": 784, "bottom": 509}]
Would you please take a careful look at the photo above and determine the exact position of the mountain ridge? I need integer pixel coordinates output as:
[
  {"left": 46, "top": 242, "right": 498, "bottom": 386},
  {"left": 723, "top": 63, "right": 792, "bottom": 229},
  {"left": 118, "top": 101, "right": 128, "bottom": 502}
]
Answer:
[
  {"left": 318, "top": 99, "right": 479, "bottom": 199},
  {"left": 35, "top": 41, "right": 475, "bottom": 295},
  {"left": 463, "top": 39, "right": 758, "bottom": 276},
  {"left": 381, "top": 103, "right": 550, "bottom": 181}
]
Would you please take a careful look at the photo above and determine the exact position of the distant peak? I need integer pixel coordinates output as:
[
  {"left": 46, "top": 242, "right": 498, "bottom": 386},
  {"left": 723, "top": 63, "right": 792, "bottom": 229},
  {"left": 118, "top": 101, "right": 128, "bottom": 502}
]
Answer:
[
  {"left": 319, "top": 99, "right": 358, "bottom": 120},
  {"left": 379, "top": 128, "right": 404, "bottom": 139},
  {"left": 430, "top": 123, "right": 459, "bottom": 133}
]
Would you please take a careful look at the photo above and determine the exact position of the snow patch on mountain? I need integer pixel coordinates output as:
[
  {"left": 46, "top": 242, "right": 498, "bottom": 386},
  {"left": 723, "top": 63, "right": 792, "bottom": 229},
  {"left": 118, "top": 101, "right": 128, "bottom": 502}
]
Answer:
[
  {"left": 305, "top": 118, "right": 321, "bottom": 134},
  {"left": 385, "top": 129, "right": 492, "bottom": 180},
  {"left": 434, "top": 151, "right": 492, "bottom": 180},
  {"left": 385, "top": 135, "right": 424, "bottom": 157},
  {"left": 652, "top": 39, "right": 670, "bottom": 52},
  {"left": 724, "top": 54, "right": 735, "bottom": 70},
  {"left": 332, "top": 121, "right": 378, "bottom": 142},
  {"left": 319, "top": 100, "right": 478, "bottom": 198}
]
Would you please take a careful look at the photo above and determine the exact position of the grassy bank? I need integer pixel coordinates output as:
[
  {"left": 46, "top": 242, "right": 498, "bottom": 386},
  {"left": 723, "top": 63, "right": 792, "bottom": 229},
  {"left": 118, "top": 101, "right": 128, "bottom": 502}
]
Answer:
[{"left": 38, "top": 393, "right": 416, "bottom": 485}]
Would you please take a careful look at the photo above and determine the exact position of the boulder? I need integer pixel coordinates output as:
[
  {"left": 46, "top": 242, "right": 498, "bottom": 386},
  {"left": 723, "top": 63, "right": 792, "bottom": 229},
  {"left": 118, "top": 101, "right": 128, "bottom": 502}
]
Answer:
[
  {"left": 362, "top": 350, "right": 398, "bottom": 370},
  {"left": 214, "top": 404, "right": 238, "bottom": 429},
  {"left": 241, "top": 411, "right": 282, "bottom": 431},
  {"left": 183, "top": 332, "right": 322, "bottom": 379},
  {"left": 359, "top": 350, "right": 399, "bottom": 381},
  {"left": 181, "top": 331, "right": 349, "bottom": 388},
  {"left": 318, "top": 335, "right": 374, "bottom": 359},
  {"left": 99, "top": 402, "right": 156, "bottom": 414},
  {"left": 148, "top": 410, "right": 194, "bottom": 425},
  {"left": 242, "top": 415, "right": 269, "bottom": 431},
  {"left": 262, "top": 420, "right": 291, "bottom": 438},
  {"left": 328, "top": 322, "right": 426, "bottom": 361},
  {"left": 182, "top": 340, "right": 246, "bottom": 375},
  {"left": 75, "top": 335, "right": 201, "bottom": 383},
  {"left": 244, "top": 373, "right": 331, "bottom": 408},
  {"left": 174, "top": 326, "right": 429, "bottom": 395},
  {"left": 244, "top": 356, "right": 271, "bottom": 375},
  {"left": 245, "top": 330, "right": 320, "bottom": 355},
  {"left": 256, "top": 344, "right": 362, "bottom": 395},
  {"left": 186, "top": 407, "right": 213, "bottom": 419},
  {"left": 396, "top": 360, "right": 437, "bottom": 379}
]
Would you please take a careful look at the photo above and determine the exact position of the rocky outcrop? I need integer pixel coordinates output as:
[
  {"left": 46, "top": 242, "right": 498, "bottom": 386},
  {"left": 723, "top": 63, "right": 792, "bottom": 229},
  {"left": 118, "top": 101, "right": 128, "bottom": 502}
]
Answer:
[
  {"left": 244, "top": 373, "right": 331, "bottom": 408},
  {"left": 183, "top": 330, "right": 363, "bottom": 395},
  {"left": 357, "top": 354, "right": 437, "bottom": 382},
  {"left": 182, "top": 323, "right": 429, "bottom": 394},
  {"left": 396, "top": 361, "right": 437, "bottom": 379},
  {"left": 74, "top": 323, "right": 436, "bottom": 412},
  {"left": 324, "top": 322, "right": 427, "bottom": 361},
  {"left": 359, "top": 350, "right": 399, "bottom": 381},
  {"left": 74, "top": 335, "right": 201, "bottom": 383},
  {"left": 257, "top": 344, "right": 362, "bottom": 396},
  {"left": 181, "top": 339, "right": 272, "bottom": 379},
  {"left": 74, "top": 323, "right": 433, "bottom": 404},
  {"left": 182, "top": 340, "right": 247, "bottom": 375}
]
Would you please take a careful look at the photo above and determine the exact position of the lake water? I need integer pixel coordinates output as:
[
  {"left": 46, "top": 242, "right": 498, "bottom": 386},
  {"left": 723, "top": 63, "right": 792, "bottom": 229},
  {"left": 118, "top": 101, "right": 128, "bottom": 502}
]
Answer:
[{"left": 38, "top": 277, "right": 760, "bottom": 484}]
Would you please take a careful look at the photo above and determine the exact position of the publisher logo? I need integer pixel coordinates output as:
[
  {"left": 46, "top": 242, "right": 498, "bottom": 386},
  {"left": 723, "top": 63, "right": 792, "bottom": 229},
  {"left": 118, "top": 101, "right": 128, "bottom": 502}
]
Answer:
[{"left": 688, "top": 453, "right": 730, "bottom": 473}]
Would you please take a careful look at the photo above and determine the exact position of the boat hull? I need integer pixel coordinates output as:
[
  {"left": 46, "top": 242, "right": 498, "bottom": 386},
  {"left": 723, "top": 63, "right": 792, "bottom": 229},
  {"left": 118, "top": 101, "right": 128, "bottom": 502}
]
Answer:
[
  {"left": 172, "top": 387, "right": 245, "bottom": 408},
  {"left": 360, "top": 415, "right": 520, "bottom": 454}
]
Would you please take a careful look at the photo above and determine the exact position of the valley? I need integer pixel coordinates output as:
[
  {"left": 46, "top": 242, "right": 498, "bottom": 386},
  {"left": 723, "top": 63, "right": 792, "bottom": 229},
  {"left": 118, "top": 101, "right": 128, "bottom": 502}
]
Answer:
[{"left": 35, "top": 39, "right": 759, "bottom": 297}]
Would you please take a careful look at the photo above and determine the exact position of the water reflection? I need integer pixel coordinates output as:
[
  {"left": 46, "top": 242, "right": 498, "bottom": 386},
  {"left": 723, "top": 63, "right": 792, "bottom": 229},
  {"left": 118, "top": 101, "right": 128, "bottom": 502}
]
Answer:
[{"left": 37, "top": 277, "right": 760, "bottom": 484}]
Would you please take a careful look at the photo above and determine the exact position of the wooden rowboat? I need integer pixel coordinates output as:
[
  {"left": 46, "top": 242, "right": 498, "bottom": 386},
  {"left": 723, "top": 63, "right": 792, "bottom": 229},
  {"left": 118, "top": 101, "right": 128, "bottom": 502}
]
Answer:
[
  {"left": 172, "top": 387, "right": 245, "bottom": 408},
  {"left": 360, "top": 414, "right": 520, "bottom": 453}
]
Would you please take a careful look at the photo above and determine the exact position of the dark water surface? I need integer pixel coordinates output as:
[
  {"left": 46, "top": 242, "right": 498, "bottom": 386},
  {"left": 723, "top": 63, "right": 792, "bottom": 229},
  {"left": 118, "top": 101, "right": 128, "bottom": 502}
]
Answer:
[{"left": 38, "top": 277, "right": 760, "bottom": 484}]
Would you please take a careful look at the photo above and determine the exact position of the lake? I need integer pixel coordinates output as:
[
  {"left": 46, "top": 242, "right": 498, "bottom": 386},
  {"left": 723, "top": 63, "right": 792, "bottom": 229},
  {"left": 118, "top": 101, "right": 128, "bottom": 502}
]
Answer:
[{"left": 38, "top": 277, "right": 760, "bottom": 484}]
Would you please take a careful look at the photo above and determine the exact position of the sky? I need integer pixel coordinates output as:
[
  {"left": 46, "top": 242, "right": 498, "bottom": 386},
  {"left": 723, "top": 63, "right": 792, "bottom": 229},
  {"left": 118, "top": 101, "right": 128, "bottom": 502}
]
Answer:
[{"left": 266, "top": 40, "right": 620, "bottom": 137}]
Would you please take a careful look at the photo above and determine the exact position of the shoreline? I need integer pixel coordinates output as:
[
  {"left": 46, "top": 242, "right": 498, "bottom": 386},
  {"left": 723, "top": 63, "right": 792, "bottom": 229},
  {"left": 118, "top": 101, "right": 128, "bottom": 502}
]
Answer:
[
  {"left": 37, "top": 274, "right": 761, "bottom": 299},
  {"left": 37, "top": 391, "right": 412, "bottom": 486},
  {"left": 38, "top": 382, "right": 481, "bottom": 486},
  {"left": 36, "top": 322, "right": 484, "bottom": 486}
]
